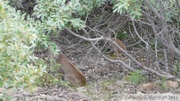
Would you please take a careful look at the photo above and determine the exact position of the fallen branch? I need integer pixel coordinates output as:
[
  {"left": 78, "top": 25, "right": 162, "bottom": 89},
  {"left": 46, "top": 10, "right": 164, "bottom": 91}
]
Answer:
[{"left": 65, "top": 27, "right": 176, "bottom": 79}]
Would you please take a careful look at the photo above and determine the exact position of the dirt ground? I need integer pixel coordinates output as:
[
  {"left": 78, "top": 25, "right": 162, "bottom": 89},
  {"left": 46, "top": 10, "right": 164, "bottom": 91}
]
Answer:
[
  {"left": 2, "top": 55, "right": 180, "bottom": 101},
  {"left": 1, "top": 35, "right": 180, "bottom": 101}
]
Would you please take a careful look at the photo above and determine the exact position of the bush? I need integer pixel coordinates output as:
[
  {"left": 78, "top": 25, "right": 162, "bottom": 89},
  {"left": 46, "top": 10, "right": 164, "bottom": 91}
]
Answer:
[
  {"left": 126, "top": 70, "right": 146, "bottom": 84},
  {"left": 0, "top": 1, "right": 46, "bottom": 93}
]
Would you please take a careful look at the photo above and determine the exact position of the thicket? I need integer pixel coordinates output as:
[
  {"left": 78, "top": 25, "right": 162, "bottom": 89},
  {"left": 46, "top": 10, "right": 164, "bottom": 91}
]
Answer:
[
  {"left": 0, "top": 1, "right": 46, "bottom": 99},
  {"left": 0, "top": 0, "right": 180, "bottom": 99}
]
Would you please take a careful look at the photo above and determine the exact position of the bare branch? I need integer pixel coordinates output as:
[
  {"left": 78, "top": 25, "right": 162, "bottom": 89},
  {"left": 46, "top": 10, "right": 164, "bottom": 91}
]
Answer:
[
  {"left": 163, "top": 48, "right": 169, "bottom": 72},
  {"left": 65, "top": 27, "right": 176, "bottom": 79},
  {"left": 176, "top": 0, "right": 180, "bottom": 10},
  {"left": 144, "top": 0, "right": 164, "bottom": 20},
  {"left": 132, "top": 20, "right": 151, "bottom": 67},
  {"left": 143, "top": 9, "right": 180, "bottom": 60}
]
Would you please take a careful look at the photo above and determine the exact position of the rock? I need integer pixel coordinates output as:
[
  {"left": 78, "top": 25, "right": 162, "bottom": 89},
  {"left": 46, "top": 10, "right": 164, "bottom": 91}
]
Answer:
[
  {"left": 39, "top": 94, "right": 46, "bottom": 99},
  {"left": 0, "top": 88, "right": 17, "bottom": 96},
  {"left": 162, "top": 92, "right": 173, "bottom": 95},
  {"left": 68, "top": 92, "right": 87, "bottom": 100},
  {"left": 114, "top": 80, "right": 127, "bottom": 87},
  {"left": 175, "top": 88, "right": 180, "bottom": 93},
  {"left": 46, "top": 95, "right": 54, "bottom": 101},
  {"left": 79, "top": 98, "right": 90, "bottom": 101},
  {"left": 165, "top": 80, "right": 179, "bottom": 88},
  {"left": 0, "top": 88, "right": 2, "bottom": 93},
  {"left": 53, "top": 95, "right": 62, "bottom": 101},
  {"left": 137, "top": 83, "right": 155, "bottom": 91},
  {"left": 94, "top": 67, "right": 107, "bottom": 74},
  {"left": 154, "top": 86, "right": 164, "bottom": 93}
]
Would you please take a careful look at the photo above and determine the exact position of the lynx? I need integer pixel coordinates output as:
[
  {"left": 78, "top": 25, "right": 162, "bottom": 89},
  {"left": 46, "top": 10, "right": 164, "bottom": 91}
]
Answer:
[
  {"left": 55, "top": 53, "right": 86, "bottom": 86},
  {"left": 111, "top": 38, "right": 126, "bottom": 57}
]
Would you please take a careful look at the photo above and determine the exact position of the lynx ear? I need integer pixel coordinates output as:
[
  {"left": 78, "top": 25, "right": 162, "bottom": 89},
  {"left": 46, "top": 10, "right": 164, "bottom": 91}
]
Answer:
[{"left": 55, "top": 54, "right": 86, "bottom": 86}]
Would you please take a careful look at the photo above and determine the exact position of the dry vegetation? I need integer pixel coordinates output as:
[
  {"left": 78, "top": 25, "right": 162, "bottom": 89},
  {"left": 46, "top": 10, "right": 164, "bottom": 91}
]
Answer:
[{"left": 1, "top": 0, "right": 180, "bottom": 100}]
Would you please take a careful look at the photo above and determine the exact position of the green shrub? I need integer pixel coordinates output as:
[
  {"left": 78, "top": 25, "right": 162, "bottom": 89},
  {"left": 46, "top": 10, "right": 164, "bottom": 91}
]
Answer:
[
  {"left": 173, "top": 61, "right": 180, "bottom": 78},
  {"left": 126, "top": 70, "right": 145, "bottom": 84},
  {"left": 116, "top": 30, "right": 126, "bottom": 40},
  {"left": 0, "top": 2, "right": 46, "bottom": 93}
]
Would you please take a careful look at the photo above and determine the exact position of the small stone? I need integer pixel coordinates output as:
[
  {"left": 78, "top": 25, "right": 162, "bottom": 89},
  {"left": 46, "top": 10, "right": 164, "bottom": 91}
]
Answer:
[
  {"left": 5, "top": 88, "right": 16, "bottom": 96},
  {"left": 39, "top": 94, "right": 46, "bottom": 98},
  {"left": 68, "top": 92, "right": 87, "bottom": 99},
  {"left": 115, "top": 80, "right": 127, "bottom": 87},
  {"left": 166, "top": 80, "right": 179, "bottom": 88},
  {"left": 175, "top": 88, "right": 180, "bottom": 93},
  {"left": 162, "top": 92, "right": 173, "bottom": 95},
  {"left": 0, "top": 88, "right": 2, "bottom": 93},
  {"left": 46, "top": 95, "right": 54, "bottom": 101},
  {"left": 137, "top": 83, "right": 155, "bottom": 91},
  {"left": 58, "top": 93, "right": 65, "bottom": 97},
  {"left": 54, "top": 95, "right": 61, "bottom": 100}
]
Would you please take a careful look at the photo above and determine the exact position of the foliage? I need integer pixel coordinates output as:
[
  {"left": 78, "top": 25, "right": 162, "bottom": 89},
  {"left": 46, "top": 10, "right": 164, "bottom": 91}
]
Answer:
[
  {"left": 3, "top": 0, "right": 179, "bottom": 94},
  {"left": 116, "top": 30, "right": 127, "bottom": 40},
  {"left": 0, "top": 1, "right": 46, "bottom": 94},
  {"left": 37, "top": 72, "right": 70, "bottom": 87},
  {"left": 126, "top": 70, "right": 145, "bottom": 84},
  {"left": 155, "top": 77, "right": 167, "bottom": 90},
  {"left": 173, "top": 61, "right": 180, "bottom": 78},
  {"left": 161, "top": 77, "right": 167, "bottom": 89},
  {"left": 36, "top": 58, "right": 70, "bottom": 87},
  {"left": 113, "top": 0, "right": 142, "bottom": 19},
  {"left": 149, "top": 0, "right": 180, "bottom": 26},
  {"left": 8, "top": 0, "right": 24, "bottom": 8},
  {"left": 8, "top": 0, "right": 36, "bottom": 15},
  {"left": 33, "top": 0, "right": 86, "bottom": 33}
]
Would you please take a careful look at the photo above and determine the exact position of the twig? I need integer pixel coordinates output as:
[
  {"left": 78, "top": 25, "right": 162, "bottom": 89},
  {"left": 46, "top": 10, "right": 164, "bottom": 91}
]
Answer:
[
  {"left": 175, "top": 0, "right": 180, "bottom": 10},
  {"left": 144, "top": 0, "right": 164, "bottom": 20},
  {"left": 81, "top": 28, "right": 135, "bottom": 71},
  {"left": 65, "top": 27, "right": 176, "bottom": 79},
  {"left": 163, "top": 48, "right": 169, "bottom": 72},
  {"left": 132, "top": 20, "right": 151, "bottom": 67},
  {"left": 155, "top": 34, "right": 160, "bottom": 71}
]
